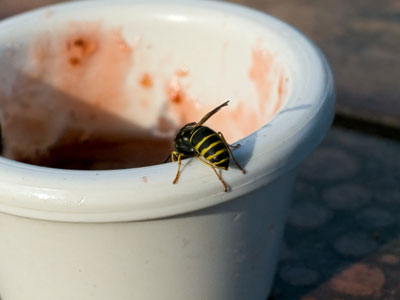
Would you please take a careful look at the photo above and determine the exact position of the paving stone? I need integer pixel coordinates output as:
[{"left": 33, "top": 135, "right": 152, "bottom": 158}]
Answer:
[
  {"left": 374, "top": 190, "right": 400, "bottom": 205},
  {"left": 288, "top": 202, "right": 333, "bottom": 229},
  {"left": 279, "top": 266, "right": 320, "bottom": 287},
  {"left": 279, "top": 240, "right": 299, "bottom": 261},
  {"left": 273, "top": 127, "right": 400, "bottom": 300},
  {"left": 379, "top": 254, "right": 400, "bottom": 265},
  {"left": 329, "top": 263, "right": 385, "bottom": 297},
  {"left": 355, "top": 207, "right": 395, "bottom": 229},
  {"left": 333, "top": 233, "right": 378, "bottom": 257},
  {"left": 322, "top": 183, "right": 372, "bottom": 210},
  {"left": 303, "top": 238, "right": 400, "bottom": 300},
  {"left": 298, "top": 148, "right": 361, "bottom": 183},
  {"left": 292, "top": 182, "right": 319, "bottom": 202}
]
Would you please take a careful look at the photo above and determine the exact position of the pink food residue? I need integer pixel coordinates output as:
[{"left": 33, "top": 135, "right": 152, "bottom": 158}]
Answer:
[
  {"left": 165, "top": 75, "right": 186, "bottom": 105},
  {"left": 30, "top": 21, "right": 133, "bottom": 113},
  {"left": 175, "top": 67, "right": 189, "bottom": 77},
  {"left": 139, "top": 72, "right": 153, "bottom": 89},
  {"left": 249, "top": 45, "right": 287, "bottom": 118},
  {"left": 164, "top": 73, "right": 204, "bottom": 130}
]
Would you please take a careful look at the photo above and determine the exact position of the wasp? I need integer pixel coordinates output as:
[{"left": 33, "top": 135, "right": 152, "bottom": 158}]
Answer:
[{"left": 164, "top": 101, "right": 246, "bottom": 192}]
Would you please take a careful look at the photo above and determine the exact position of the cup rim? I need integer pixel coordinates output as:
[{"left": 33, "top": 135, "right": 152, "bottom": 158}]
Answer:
[{"left": 0, "top": 0, "right": 335, "bottom": 222}]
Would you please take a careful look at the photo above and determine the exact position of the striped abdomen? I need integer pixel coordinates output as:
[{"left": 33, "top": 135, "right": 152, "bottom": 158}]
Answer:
[{"left": 190, "top": 126, "right": 230, "bottom": 170}]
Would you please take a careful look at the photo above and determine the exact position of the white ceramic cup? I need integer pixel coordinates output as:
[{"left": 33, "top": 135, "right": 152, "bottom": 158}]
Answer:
[{"left": 0, "top": 1, "right": 335, "bottom": 300}]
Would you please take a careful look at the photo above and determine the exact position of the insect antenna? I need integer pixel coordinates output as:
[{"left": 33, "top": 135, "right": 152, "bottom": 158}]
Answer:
[{"left": 196, "top": 101, "right": 229, "bottom": 126}]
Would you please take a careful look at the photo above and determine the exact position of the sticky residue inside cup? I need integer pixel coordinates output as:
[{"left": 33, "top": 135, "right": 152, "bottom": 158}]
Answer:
[{"left": 0, "top": 20, "right": 289, "bottom": 170}]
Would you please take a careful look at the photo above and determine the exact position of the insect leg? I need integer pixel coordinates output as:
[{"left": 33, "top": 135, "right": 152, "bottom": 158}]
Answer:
[
  {"left": 173, "top": 153, "right": 184, "bottom": 184},
  {"left": 195, "top": 156, "right": 229, "bottom": 192},
  {"left": 196, "top": 101, "right": 229, "bottom": 127},
  {"left": 171, "top": 151, "right": 178, "bottom": 162},
  {"left": 218, "top": 132, "right": 247, "bottom": 174}
]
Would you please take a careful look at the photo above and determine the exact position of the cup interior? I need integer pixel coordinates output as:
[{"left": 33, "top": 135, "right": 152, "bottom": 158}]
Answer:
[{"left": 0, "top": 2, "right": 292, "bottom": 170}]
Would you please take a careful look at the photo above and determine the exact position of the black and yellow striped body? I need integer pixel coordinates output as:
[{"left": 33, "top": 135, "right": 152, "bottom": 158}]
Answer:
[
  {"left": 189, "top": 126, "right": 229, "bottom": 170},
  {"left": 165, "top": 101, "right": 245, "bottom": 192}
]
